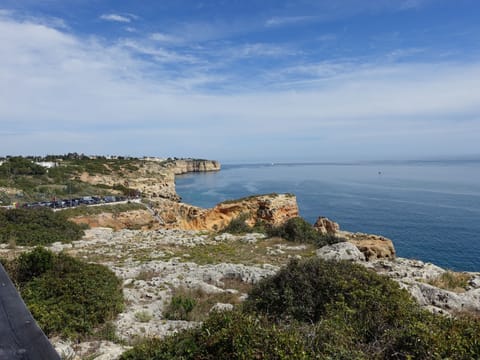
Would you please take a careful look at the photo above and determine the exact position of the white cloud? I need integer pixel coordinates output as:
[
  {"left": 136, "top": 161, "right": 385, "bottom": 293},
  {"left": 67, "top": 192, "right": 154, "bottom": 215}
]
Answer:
[
  {"left": 265, "top": 16, "right": 317, "bottom": 27},
  {"left": 0, "top": 13, "right": 479, "bottom": 161},
  {"left": 150, "top": 32, "right": 182, "bottom": 44},
  {"left": 100, "top": 13, "right": 132, "bottom": 23}
]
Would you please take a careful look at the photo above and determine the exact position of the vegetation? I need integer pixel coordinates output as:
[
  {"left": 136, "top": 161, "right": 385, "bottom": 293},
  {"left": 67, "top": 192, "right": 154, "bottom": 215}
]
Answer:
[
  {"left": 220, "top": 213, "right": 267, "bottom": 234},
  {"left": 124, "top": 258, "right": 480, "bottom": 359},
  {"left": 0, "top": 157, "right": 46, "bottom": 176},
  {"left": 3, "top": 247, "right": 124, "bottom": 340},
  {"left": 0, "top": 154, "right": 143, "bottom": 204},
  {"left": 267, "top": 216, "right": 342, "bottom": 248},
  {"left": 120, "top": 310, "right": 309, "bottom": 360},
  {"left": 164, "top": 287, "right": 241, "bottom": 322},
  {"left": 0, "top": 207, "right": 85, "bottom": 246},
  {"left": 427, "top": 271, "right": 471, "bottom": 293}
]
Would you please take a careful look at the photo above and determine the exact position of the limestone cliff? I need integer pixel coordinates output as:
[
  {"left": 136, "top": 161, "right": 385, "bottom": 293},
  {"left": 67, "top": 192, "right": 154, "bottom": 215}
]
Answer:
[
  {"left": 167, "top": 159, "right": 221, "bottom": 174},
  {"left": 78, "top": 159, "right": 220, "bottom": 202},
  {"left": 154, "top": 193, "right": 299, "bottom": 231}
]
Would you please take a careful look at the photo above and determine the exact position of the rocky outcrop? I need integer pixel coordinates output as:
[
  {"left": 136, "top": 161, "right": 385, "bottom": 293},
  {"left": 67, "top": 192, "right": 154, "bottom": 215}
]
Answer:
[
  {"left": 365, "top": 258, "right": 480, "bottom": 316},
  {"left": 156, "top": 193, "right": 299, "bottom": 231},
  {"left": 313, "top": 216, "right": 395, "bottom": 260},
  {"left": 316, "top": 242, "right": 366, "bottom": 262},
  {"left": 339, "top": 232, "right": 396, "bottom": 260},
  {"left": 313, "top": 217, "right": 339, "bottom": 235}
]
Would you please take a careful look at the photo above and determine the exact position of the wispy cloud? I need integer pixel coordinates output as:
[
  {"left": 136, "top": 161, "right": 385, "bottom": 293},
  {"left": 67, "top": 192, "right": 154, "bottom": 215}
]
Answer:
[
  {"left": 150, "top": 32, "right": 183, "bottom": 44},
  {"left": 265, "top": 16, "right": 317, "bottom": 28},
  {"left": 118, "top": 39, "right": 198, "bottom": 63},
  {"left": 100, "top": 13, "right": 133, "bottom": 23}
]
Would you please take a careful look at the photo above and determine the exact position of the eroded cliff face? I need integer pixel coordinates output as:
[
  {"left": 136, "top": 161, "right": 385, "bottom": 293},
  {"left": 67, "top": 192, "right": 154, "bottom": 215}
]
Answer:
[
  {"left": 154, "top": 193, "right": 299, "bottom": 231},
  {"left": 78, "top": 159, "right": 220, "bottom": 202},
  {"left": 167, "top": 159, "right": 221, "bottom": 174}
]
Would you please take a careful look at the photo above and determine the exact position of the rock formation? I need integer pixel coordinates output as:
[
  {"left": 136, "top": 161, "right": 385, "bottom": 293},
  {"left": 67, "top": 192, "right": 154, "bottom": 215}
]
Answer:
[
  {"left": 313, "top": 216, "right": 339, "bottom": 235},
  {"left": 154, "top": 193, "right": 299, "bottom": 231},
  {"left": 313, "top": 216, "right": 395, "bottom": 260}
]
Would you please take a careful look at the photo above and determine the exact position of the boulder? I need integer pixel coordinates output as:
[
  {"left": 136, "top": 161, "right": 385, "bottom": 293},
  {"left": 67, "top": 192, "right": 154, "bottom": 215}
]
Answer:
[
  {"left": 316, "top": 242, "right": 366, "bottom": 262},
  {"left": 313, "top": 216, "right": 339, "bottom": 235}
]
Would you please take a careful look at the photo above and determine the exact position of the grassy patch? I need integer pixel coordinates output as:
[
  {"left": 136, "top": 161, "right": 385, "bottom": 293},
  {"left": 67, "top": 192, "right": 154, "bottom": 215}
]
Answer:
[
  {"left": 164, "top": 287, "right": 241, "bottom": 322},
  {"left": 171, "top": 238, "right": 316, "bottom": 266},
  {"left": 427, "top": 271, "right": 471, "bottom": 293},
  {"left": 135, "top": 310, "right": 153, "bottom": 323}
]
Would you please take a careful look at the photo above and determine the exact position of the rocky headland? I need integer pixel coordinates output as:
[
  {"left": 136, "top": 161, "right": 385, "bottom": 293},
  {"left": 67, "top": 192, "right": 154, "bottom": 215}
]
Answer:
[{"left": 2, "top": 158, "right": 478, "bottom": 359}]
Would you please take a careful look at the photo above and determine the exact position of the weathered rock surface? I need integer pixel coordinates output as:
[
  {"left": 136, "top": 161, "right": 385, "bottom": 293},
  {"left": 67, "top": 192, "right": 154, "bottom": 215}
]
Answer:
[
  {"left": 341, "top": 232, "right": 396, "bottom": 260},
  {"left": 156, "top": 193, "right": 299, "bottom": 231},
  {"left": 316, "top": 242, "right": 366, "bottom": 262},
  {"left": 313, "top": 216, "right": 339, "bottom": 235},
  {"left": 364, "top": 258, "right": 480, "bottom": 315},
  {"left": 313, "top": 216, "right": 395, "bottom": 260}
]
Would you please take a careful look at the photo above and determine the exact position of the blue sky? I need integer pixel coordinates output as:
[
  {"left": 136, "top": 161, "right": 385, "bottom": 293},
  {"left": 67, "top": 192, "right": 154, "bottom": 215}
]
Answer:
[{"left": 0, "top": 0, "right": 479, "bottom": 162}]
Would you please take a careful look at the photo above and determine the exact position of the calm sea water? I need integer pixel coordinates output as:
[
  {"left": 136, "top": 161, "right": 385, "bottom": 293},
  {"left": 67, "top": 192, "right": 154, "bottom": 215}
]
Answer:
[{"left": 175, "top": 161, "right": 480, "bottom": 272}]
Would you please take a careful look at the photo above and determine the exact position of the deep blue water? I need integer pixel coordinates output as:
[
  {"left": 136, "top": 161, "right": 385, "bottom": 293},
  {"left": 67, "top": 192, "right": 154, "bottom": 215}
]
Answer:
[{"left": 175, "top": 161, "right": 480, "bottom": 271}]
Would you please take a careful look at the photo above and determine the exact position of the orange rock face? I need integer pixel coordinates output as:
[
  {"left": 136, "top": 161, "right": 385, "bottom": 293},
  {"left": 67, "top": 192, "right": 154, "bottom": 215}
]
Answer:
[
  {"left": 338, "top": 231, "right": 396, "bottom": 260},
  {"left": 155, "top": 193, "right": 299, "bottom": 231},
  {"left": 313, "top": 217, "right": 340, "bottom": 235}
]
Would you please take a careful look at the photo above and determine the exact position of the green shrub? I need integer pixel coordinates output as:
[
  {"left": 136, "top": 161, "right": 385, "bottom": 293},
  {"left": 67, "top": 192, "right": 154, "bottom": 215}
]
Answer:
[
  {"left": 244, "top": 258, "right": 415, "bottom": 325},
  {"left": 17, "top": 246, "right": 54, "bottom": 284},
  {"left": 120, "top": 310, "right": 310, "bottom": 360},
  {"left": 164, "top": 294, "right": 197, "bottom": 321},
  {"left": 221, "top": 213, "right": 251, "bottom": 234},
  {"left": 244, "top": 257, "right": 480, "bottom": 359},
  {"left": 6, "top": 248, "right": 124, "bottom": 339},
  {"left": 0, "top": 157, "right": 46, "bottom": 176},
  {"left": 0, "top": 208, "right": 85, "bottom": 246},
  {"left": 267, "top": 217, "right": 341, "bottom": 247}
]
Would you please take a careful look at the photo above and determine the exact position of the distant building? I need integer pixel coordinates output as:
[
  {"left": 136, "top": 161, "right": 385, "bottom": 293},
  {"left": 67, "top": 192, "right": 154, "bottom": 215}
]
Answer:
[{"left": 35, "top": 161, "right": 57, "bottom": 168}]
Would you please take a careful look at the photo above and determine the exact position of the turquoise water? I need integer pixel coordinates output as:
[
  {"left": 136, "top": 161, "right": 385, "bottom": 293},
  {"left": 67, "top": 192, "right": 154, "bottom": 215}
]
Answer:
[{"left": 175, "top": 161, "right": 480, "bottom": 271}]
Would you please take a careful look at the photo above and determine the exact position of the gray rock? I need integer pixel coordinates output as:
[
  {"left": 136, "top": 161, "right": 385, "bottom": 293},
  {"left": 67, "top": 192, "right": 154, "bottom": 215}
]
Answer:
[
  {"left": 316, "top": 242, "right": 366, "bottom": 262},
  {"left": 210, "top": 303, "right": 234, "bottom": 313}
]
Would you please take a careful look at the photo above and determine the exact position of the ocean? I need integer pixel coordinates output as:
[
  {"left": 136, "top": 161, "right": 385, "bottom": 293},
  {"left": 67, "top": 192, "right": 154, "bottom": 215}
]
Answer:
[{"left": 175, "top": 161, "right": 480, "bottom": 272}]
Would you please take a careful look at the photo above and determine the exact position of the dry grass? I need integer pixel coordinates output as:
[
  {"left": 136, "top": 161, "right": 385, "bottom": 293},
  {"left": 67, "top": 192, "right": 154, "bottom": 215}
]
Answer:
[
  {"left": 164, "top": 286, "right": 242, "bottom": 322},
  {"left": 427, "top": 271, "right": 471, "bottom": 293}
]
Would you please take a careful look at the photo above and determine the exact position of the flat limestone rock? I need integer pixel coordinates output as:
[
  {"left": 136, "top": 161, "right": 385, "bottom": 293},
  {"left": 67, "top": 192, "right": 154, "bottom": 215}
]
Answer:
[{"left": 316, "top": 242, "right": 366, "bottom": 262}]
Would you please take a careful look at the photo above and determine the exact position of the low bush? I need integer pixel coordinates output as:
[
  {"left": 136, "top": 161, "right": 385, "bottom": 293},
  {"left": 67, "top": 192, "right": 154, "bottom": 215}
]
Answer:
[
  {"left": 120, "top": 310, "right": 310, "bottom": 360},
  {"left": 0, "top": 208, "right": 85, "bottom": 246},
  {"left": 244, "top": 257, "right": 480, "bottom": 359},
  {"left": 164, "top": 294, "right": 197, "bottom": 321},
  {"left": 5, "top": 247, "right": 124, "bottom": 339},
  {"left": 220, "top": 213, "right": 252, "bottom": 234},
  {"left": 267, "top": 216, "right": 342, "bottom": 247}
]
